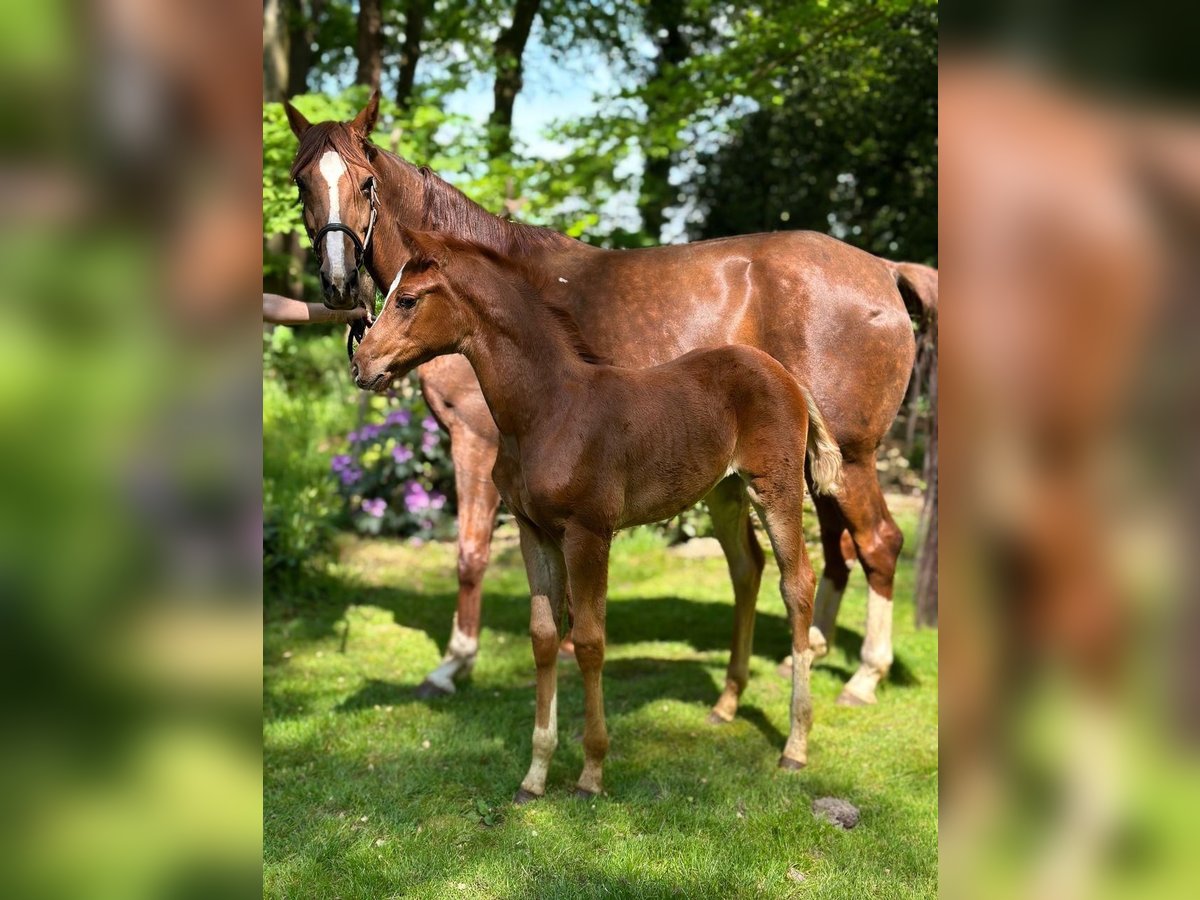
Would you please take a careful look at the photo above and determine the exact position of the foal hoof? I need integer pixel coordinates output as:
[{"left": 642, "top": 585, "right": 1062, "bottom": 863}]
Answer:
[
  {"left": 414, "top": 679, "right": 453, "bottom": 700},
  {"left": 573, "top": 787, "right": 599, "bottom": 801},
  {"left": 778, "top": 756, "right": 807, "bottom": 771},
  {"left": 836, "top": 688, "right": 874, "bottom": 708},
  {"left": 706, "top": 710, "right": 733, "bottom": 726},
  {"left": 512, "top": 788, "right": 541, "bottom": 805}
]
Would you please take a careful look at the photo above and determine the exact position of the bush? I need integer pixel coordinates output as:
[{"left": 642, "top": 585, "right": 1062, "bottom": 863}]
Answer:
[
  {"left": 263, "top": 329, "right": 357, "bottom": 574},
  {"left": 329, "top": 376, "right": 458, "bottom": 540}
]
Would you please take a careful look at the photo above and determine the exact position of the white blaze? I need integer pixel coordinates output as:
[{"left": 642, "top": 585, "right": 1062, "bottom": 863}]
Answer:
[{"left": 318, "top": 150, "right": 349, "bottom": 280}]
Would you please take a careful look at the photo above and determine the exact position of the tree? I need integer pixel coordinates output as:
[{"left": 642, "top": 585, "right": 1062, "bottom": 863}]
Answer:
[
  {"left": 395, "top": 0, "right": 428, "bottom": 110},
  {"left": 356, "top": 0, "right": 384, "bottom": 89},
  {"left": 488, "top": 0, "right": 543, "bottom": 158},
  {"left": 638, "top": 0, "right": 692, "bottom": 242}
]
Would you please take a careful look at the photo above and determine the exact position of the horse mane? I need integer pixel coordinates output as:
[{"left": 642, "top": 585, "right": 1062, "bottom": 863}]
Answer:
[
  {"left": 289, "top": 122, "right": 373, "bottom": 179},
  {"left": 408, "top": 230, "right": 609, "bottom": 366},
  {"left": 416, "top": 166, "right": 571, "bottom": 258}
]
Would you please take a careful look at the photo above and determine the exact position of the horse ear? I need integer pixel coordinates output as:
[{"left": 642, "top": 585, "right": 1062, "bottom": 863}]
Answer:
[
  {"left": 350, "top": 89, "right": 381, "bottom": 139},
  {"left": 284, "top": 100, "right": 311, "bottom": 140},
  {"left": 399, "top": 227, "right": 447, "bottom": 269}
]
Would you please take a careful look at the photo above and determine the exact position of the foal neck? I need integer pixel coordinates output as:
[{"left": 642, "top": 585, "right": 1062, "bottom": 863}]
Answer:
[{"left": 460, "top": 276, "right": 593, "bottom": 436}]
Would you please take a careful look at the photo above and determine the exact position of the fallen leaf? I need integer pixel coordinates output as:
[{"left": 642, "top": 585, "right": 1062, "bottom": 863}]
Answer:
[{"left": 786, "top": 866, "right": 806, "bottom": 883}]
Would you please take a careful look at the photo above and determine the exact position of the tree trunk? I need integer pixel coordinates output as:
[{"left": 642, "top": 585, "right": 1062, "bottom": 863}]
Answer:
[
  {"left": 263, "top": 0, "right": 289, "bottom": 102},
  {"left": 356, "top": 0, "right": 384, "bottom": 90},
  {"left": 638, "top": 0, "right": 690, "bottom": 241},
  {"left": 914, "top": 322, "right": 938, "bottom": 627},
  {"left": 396, "top": 0, "right": 427, "bottom": 110},
  {"left": 488, "top": 0, "right": 542, "bottom": 158},
  {"left": 286, "top": 0, "right": 324, "bottom": 98}
]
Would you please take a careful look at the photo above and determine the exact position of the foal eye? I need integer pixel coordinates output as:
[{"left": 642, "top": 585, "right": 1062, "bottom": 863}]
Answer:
[{"left": 396, "top": 294, "right": 419, "bottom": 311}]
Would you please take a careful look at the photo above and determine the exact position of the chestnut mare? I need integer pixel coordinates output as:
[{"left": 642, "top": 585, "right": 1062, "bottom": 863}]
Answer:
[
  {"left": 286, "top": 93, "right": 917, "bottom": 707},
  {"left": 352, "top": 229, "right": 844, "bottom": 798}
]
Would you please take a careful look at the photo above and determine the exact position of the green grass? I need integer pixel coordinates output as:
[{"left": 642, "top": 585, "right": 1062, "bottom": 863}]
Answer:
[{"left": 264, "top": 497, "right": 936, "bottom": 898}]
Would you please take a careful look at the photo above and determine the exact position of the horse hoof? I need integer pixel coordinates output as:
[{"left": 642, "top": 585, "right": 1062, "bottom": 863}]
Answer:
[
  {"left": 706, "top": 710, "right": 733, "bottom": 726},
  {"left": 512, "top": 788, "right": 541, "bottom": 805},
  {"left": 778, "top": 756, "right": 807, "bottom": 771},
  {"left": 836, "top": 689, "right": 873, "bottom": 707},
  {"left": 414, "top": 679, "right": 453, "bottom": 700},
  {"left": 573, "top": 787, "right": 598, "bottom": 800}
]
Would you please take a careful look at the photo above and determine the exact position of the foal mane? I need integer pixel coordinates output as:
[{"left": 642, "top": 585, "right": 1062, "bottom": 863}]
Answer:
[{"left": 409, "top": 231, "right": 608, "bottom": 366}]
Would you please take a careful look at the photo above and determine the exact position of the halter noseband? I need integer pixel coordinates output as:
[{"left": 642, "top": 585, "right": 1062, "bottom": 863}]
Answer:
[
  {"left": 310, "top": 178, "right": 379, "bottom": 275},
  {"left": 305, "top": 176, "right": 380, "bottom": 362}
]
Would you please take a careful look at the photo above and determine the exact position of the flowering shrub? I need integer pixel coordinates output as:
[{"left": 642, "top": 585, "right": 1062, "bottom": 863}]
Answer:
[{"left": 332, "top": 381, "right": 457, "bottom": 539}]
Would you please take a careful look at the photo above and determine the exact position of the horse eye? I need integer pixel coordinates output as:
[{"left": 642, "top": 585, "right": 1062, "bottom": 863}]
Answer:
[
  {"left": 396, "top": 294, "right": 418, "bottom": 311},
  {"left": 360, "top": 176, "right": 374, "bottom": 195}
]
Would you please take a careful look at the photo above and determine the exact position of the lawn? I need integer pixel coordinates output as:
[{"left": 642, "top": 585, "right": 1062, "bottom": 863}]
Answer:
[{"left": 264, "top": 496, "right": 937, "bottom": 898}]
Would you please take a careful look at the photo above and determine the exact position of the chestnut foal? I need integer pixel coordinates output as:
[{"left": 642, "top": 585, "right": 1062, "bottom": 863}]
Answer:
[{"left": 352, "top": 230, "right": 843, "bottom": 800}]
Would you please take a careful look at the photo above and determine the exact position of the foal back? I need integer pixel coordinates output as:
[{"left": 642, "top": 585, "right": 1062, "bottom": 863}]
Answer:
[{"left": 582, "top": 345, "right": 836, "bottom": 530}]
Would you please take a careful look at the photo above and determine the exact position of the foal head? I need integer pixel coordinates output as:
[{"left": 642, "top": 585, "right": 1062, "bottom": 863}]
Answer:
[
  {"left": 286, "top": 93, "right": 381, "bottom": 309},
  {"left": 350, "top": 229, "right": 481, "bottom": 391}
]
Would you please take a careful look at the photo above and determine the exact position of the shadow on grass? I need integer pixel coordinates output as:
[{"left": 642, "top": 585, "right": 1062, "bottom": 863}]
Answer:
[{"left": 266, "top": 566, "right": 919, "bottom": 699}]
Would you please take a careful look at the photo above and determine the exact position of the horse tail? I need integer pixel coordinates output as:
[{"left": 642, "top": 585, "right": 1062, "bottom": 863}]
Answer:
[
  {"left": 884, "top": 260, "right": 938, "bottom": 325},
  {"left": 801, "top": 388, "right": 843, "bottom": 496}
]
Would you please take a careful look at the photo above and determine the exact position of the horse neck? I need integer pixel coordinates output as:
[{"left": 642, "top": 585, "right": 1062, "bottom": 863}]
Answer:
[
  {"left": 459, "top": 278, "right": 589, "bottom": 436},
  {"left": 371, "top": 148, "right": 571, "bottom": 263}
]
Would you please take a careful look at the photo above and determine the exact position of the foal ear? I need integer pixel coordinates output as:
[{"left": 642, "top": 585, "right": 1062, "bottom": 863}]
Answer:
[
  {"left": 350, "top": 89, "right": 381, "bottom": 139},
  {"left": 398, "top": 227, "right": 448, "bottom": 270},
  {"left": 284, "top": 100, "right": 311, "bottom": 140}
]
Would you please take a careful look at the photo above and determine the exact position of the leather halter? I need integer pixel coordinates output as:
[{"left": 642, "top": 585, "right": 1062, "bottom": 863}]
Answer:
[
  {"left": 306, "top": 177, "right": 379, "bottom": 362},
  {"left": 310, "top": 178, "right": 379, "bottom": 274}
]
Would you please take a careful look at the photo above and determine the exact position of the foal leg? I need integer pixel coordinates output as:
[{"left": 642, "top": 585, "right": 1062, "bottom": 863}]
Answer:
[
  {"left": 779, "top": 492, "right": 852, "bottom": 676},
  {"left": 747, "top": 478, "right": 817, "bottom": 770},
  {"left": 416, "top": 423, "right": 501, "bottom": 698},
  {"left": 809, "top": 492, "right": 854, "bottom": 659},
  {"left": 563, "top": 525, "right": 612, "bottom": 797},
  {"left": 514, "top": 523, "right": 567, "bottom": 803},
  {"left": 836, "top": 458, "right": 904, "bottom": 707},
  {"left": 705, "top": 476, "right": 765, "bottom": 724}
]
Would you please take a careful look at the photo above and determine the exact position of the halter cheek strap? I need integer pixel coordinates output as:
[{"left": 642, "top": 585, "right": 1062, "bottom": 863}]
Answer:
[
  {"left": 312, "top": 180, "right": 379, "bottom": 272},
  {"left": 308, "top": 179, "right": 379, "bottom": 363}
]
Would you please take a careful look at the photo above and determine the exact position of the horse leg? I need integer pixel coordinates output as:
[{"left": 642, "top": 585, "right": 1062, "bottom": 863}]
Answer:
[
  {"left": 835, "top": 458, "right": 904, "bottom": 707},
  {"left": 705, "top": 476, "right": 764, "bottom": 724},
  {"left": 415, "top": 424, "right": 501, "bottom": 698},
  {"left": 748, "top": 477, "right": 817, "bottom": 770},
  {"left": 514, "top": 522, "right": 567, "bottom": 803},
  {"left": 809, "top": 493, "right": 853, "bottom": 659},
  {"left": 563, "top": 524, "right": 611, "bottom": 798}
]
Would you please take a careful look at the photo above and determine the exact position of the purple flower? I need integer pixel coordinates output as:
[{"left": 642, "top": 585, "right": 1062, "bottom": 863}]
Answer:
[
  {"left": 430, "top": 491, "right": 447, "bottom": 511},
  {"left": 361, "top": 497, "right": 387, "bottom": 518},
  {"left": 339, "top": 467, "right": 362, "bottom": 486},
  {"left": 422, "top": 416, "right": 439, "bottom": 433},
  {"left": 420, "top": 518, "right": 435, "bottom": 532},
  {"left": 386, "top": 409, "right": 411, "bottom": 427},
  {"left": 330, "top": 454, "right": 352, "bottom": 472},
  {"left": 360, "top": 423, "right": 383, "bottom": 441},
  {"left": 392, "top": 444, "right": 414, "bottom": 464},
  {"left": 403, "top": 480, "right": 430, "bottom": 513},
  {"left": 422, "top": 432, "right": 439, "bottom": 454},
  {"left": 347, "top": 430, "right": 360, "bottom": 444}
]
